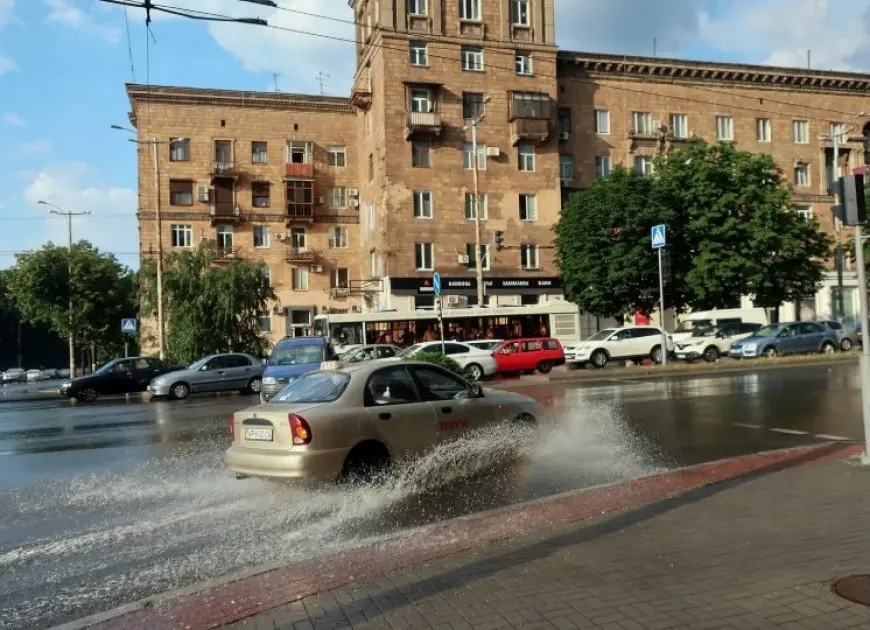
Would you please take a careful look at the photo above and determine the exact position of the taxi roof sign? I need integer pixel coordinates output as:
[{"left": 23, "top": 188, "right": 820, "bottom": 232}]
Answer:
[{"left": 320, "top": 360, "right": 344, "bottom": 371}]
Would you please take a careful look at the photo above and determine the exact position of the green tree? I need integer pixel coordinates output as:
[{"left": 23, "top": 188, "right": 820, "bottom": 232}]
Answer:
[{"left": 139, "top": 240, "right": 275, "bottom": 364}]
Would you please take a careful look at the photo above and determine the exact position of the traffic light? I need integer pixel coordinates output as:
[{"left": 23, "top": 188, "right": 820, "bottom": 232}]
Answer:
[
  {"left": 832, "top": 174, "right": 867, "bottom": 226},
  {"left": 493, "top": 230, "right": 504, "bottom": 251}
]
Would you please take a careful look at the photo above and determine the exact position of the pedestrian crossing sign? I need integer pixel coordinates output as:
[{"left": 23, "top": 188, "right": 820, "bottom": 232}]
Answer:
[
  {"left": 121, "top": 318, "right": 137, "bottom": 334},
  {"left": 651, "top": 224, "right": 666, "bottom": 249}
]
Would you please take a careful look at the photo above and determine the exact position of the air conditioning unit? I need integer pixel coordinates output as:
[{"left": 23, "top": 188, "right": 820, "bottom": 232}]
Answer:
[
  {"left": 311, "top": 265, "right": 323, "bottom": 273},
  {"left": 314, "top": 196, "right": 325, "bottom": 204},
  {"left": 332, "top": 287, "right": 350, "bottom": 297},
  {"left": 558, "top": 131, "right": 570, "bottom": 141},
  {"left": 485, "top": 147, "right": 500, "bottom": 157},
  {"left": 272, "top": 305, "right": 285, "bottom": 315},
  {"left": 349, "top": 198, "right": 360, "bottom": 208},
  {"left": 348, "top": 188, "right": 359, "bottom": 197},
  {"left": 275, "top": 233, "right": 284, "bottom": 241},
  {"left": 196, "top": 186, "right": 210, "bottom": 202},
  {"left": 446, "top": 295, "right": 467, "bottom": 308},
  {"left": 457, "top": 254, "right": 470, "bottom": 265}
]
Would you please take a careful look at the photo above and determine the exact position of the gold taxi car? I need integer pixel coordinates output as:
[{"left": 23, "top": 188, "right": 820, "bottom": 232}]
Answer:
[{"left": 225, "top": 360, "right": 543, "bottom": 483}]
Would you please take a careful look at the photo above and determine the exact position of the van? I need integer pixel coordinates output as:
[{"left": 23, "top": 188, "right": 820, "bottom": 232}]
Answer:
[
  {"left": 672, "top": 308, "right": 768, "bottom": 343},
  {"left": 259, "top": 336, "right": 337, "bottom": 402}
]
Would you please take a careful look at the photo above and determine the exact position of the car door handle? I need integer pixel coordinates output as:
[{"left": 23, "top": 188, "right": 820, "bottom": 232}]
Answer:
[
  {"left": 441, "top": 406, "right": 452, "bottom": 413},
  {"left": 378, "top": 412, "right": 391, "bottom": 420},
  {"left": 218, "top": 370, "right": 225, "bottom": 375}
]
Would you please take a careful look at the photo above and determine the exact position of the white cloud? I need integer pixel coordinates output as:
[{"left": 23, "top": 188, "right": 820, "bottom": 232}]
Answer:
[
  {"left": 44, "top": 0, "right": 121, "bottom": 43},
  {"left": 17, "top": 139, "right": 52, "bottom": 155},
  {"left": 0, "top": 55, "right": 15, "bottom": 75},
  {"left": 21, "top": 163, "right": 139, "bottom": 266},
  {"left": 0, "top": 0, "right": 14, "bottom": 28},
  {"left": 2, "top": 113, "right": 24, "bottom": 126}
]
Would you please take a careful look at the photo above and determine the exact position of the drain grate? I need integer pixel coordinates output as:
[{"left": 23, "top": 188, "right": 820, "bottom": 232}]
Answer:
[{"left": 832, "top": 575, "right": 870, "bottom": 606}]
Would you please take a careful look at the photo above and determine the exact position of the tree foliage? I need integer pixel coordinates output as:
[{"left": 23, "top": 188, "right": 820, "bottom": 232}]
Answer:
[
  {"left": 139, "top": 240, "right": 275, "bottom": 364},
  {"left": 412, "top": 351, "right": 472, "bottom": 380},
  {"left": 556, "top": 140, "right": 833, "bottom": 318}
]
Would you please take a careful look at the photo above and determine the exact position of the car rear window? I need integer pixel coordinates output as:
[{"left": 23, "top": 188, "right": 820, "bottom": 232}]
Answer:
[
  {"left": 268, "top": 344, "right": 326, "bottom": 366},
  {"left": 270, "top": 371, "right": 350, "bottom": 404},
  {"left": 543, "top": 339, "right": 559, "bottom": 350}
]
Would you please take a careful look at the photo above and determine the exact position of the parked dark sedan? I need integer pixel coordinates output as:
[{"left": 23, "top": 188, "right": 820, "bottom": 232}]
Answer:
[{"left": 59, "top": 357, "right": 183, "bottom": 402}]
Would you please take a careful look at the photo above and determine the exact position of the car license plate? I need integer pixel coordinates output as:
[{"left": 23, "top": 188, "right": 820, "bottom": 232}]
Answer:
[{"left": 245, "top": 427, "right": 273, "bottom": 442}]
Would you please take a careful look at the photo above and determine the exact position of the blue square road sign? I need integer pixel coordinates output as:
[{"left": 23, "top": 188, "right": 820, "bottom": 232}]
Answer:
[
  {"left": 121, "top": 318, "right": 137, "bottom": 334},
  {"left": 651, "top": 224, "right": 667, "bottom": 249}
]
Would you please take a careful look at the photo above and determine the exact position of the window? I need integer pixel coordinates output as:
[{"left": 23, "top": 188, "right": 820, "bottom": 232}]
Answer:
[
  {"left": 510, "top": 92, "right": 550, "bottom": 119},
  {"left": 253, "top": 225, "right": 269, "bottom": 248},
  {"left": 214, "top": 139, "right": 233, "bottom": 164},
  {"left": 414, "top": 295, "right": 435, "bottom": 310},
  {"left": 331, "top": 268, "right": 350, "bottom": 289},
  {"left": 292, "top": 268, "right": 309, "bottom": 291},
  {"left": 716, "top": 116, "right": 734, "bottom": 141},
  {"left": 559, "top": 155, "right": 574, "bottom": 182},
  {"left": 594, "top": 109, "right": 610, "bottom": 134},
  {"left": 327, "top": 146, "right": 346, "bottom": 167},
  {"left": 757, "top": 118, "right": 771, "bottom": 142},
  {"left": 169, "top": 180, "right": 193, "bottom": 206},
  {"left": 465, "top": 243, "right": 490, "bottom": 270},
  {"left": 830, "top": 122, "right": 844, "bottom": 140},
  {"left": 634, "top": 155, "right": 654, "bottom": 176},
  {"left": 170, "top": 224, "right": 192, "bottom": 248},
  {"left": 329, "top": 187, "right": 348, "bottom": 209},
  {"left": 287, "top": 141, "right": 313, "bottom": 164},
  {"left": 407, "top": 0, "right": 427, "bottom": 16},
  {"left": 409, "top": 41, "right": 428, "bottom": 66},
  {"left": 290, "top": 227, "right": 306, "bottom": 251},
  {"left": 412, "top": 139, "right": 430, "bottom": 167},
  {"left": 463, "top": 143, "right": 486, "bottom": 170},
  {"left": 794, "top": 204, "right": 813, "bottom": 221},
  {"left": 794, "top": 162, "right": 810, "bottom": 187},
  {"left": 632, "top": 111, "right": 653, "bottom": 135},
  {"left": 462, "top": 92, "right": 485, "bottom": 120},
  {"left": 520, "top": 244, "right": 539, "bottom": 269},
  {"left": 366, "top": 366, "right": 419, "bottom": 406},
  {"left": 413, "top": 190, "right": 433, "bottom": 218},
  {"left": 461, "top": 46, "right": 484, "bottom": 71},
  {"left": 252, "top": 141, "right": 267, "bottom": 164},
  {"left": 558, "top": 108, "right": 572, "bottom": 134},
  {"left": 286, "top": 180, "right": 313, "bottom": 217},
  {"left": 257, "top": 313, "right": 271, "bottom": 334},
  {"left": 464, "top": 193, "right": 487, "bottom": 220},
  {"left": 510, "top": 0, "right": 529, "bottom": 25},
  {"left": 169, "top": 138, "right": 190, "bottom": 162},
  {"left": 252, "top": 182, "right": 270, "bottom": 208},
  {"left": 216, "top": 224, "right": 234, "bottom": 249},
  {"left": 409, "top": 87, "right": 433, "bottom": 113},
  {"left": 459, "top": 0, "right": 480, "bottom": 21},
  {"left": 793, "top": 120, "right": 809, "bottom": 144},
  {"left": 670, "top": 113, "right": 688, "bottom": 139},
  {"left": 415, "top": 242, "right": 434, "bottom": 270},
  {"left": 515, "top": 51, "right": 532, "bottom": 75},
  {"left": 595, "top": 155, "right": 611, "bottom": 179},
  {"left": 518, "top": 145, "right": 535, "bottom": 172},
  {"left": 329, "top": 226, "right": 348, "bottom": 249},
  {"left": 519, "top": 194, "right": 537, "bottom": 221}
]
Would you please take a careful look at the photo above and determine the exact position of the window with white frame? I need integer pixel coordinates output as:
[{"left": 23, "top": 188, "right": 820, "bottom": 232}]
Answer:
[
  {"left": 258, "top": 313, "right": 271, "bottom": 334},
  {"left": 632, "top": 111, "right": 653, "bottom": 135},
  {"left": 169, "top": 138, "right": 190, "bottom": 162},
  {"left": 518, "top": 145, "right": 535, "bottom": 171},
  {"left": 463, "top": 143, "right": 486, "bottom": 170},
  {"left": 520, "top": 244, "right": 539, "bottom": 269},
  {"left": 793, "top": 120, "right": 809, "bottom": 144},
  {"left": 216, "top": 224, "right": 234, "bottom": 250},
  {"left": 290, "top": 227, "right": 306, "bottom": 251},
  {"left": 459, "top": 0, "right": 480, "bottom": 20},
  {"left": 670, "top": 113, "right": 688, "bottom": 139},
  {"left": 466, "top": 243, "right": 490, "bottom": 270},
  {"left": 594, "top": 109, "right": 610, "bottom": 134},
  {"left": 464, "top": 193, "right": 487, "bottom": 220},
  {"left": 560, "top": 155, "right": 574, "bottom": 182},
  {"left": 716, "top": 116, "right": 734, "bottom": 141},
  {"left": 331, "top": 268, "right": 350, "bottom": 289},
  {"left": 292, "top": 267, "right": 309, "bottom": 291},
  {"left": 252, "top": 141, "right": 267, "bottom": 164},
  {"left": 413, "top": 190, "right": 433, "bottom": 218},
  {"left": 329, "top": 187, "right": 348, "bottom": 209},
  {"left": 510, "top": 0, "right": 529, "bottom": 25},
  {"left": 327, "top": 146, "right": 346, "bottom": 167},
  {"left": 830, "top": 122, "right": 845, "bottom": 140},
  {"left": 170, "top": 224, "right": 192, "bottom": 248},
  {"left": 253, "top": 225, "right": 269, "bottom": 248},
  {"left": 412, "top": 139, "right": 430, "bottom": 167},
  {"left": 634, "top": 155, "right": 654, "bottom": 176},
  {"left": 462, "top": 92, "right": 485, "bottom": 119},
  {"left": 794, "top": 162, "right": 810, "bottom": 187},
  {"left": 519, "top": 194, "right": 537, "bottom": 221},
  {"left": 757, "top": 118, "right": 771, "bottom": 142},
  {"left": 409, "top": 41, "right": 428, "bottom": 66},
  {"left": 515, "top": 51, "right": 532, "bottom": 75},
  {"left": 415, "top": 242, "right": 434, "bottom": 270},
  {"left": 287, "top": 141, "right": 313, "bottom": 164},
  {"left": 329, "top": 226, "right": 348, "bottom": 249},
  {"left": 461, "top": 46, "right": 484, "bottom": 71},
  {"left": 409, "top": 87, "right": 433, "bottom": 113},
  {"left": 595, "top": 155, "right": 611, "bottom": 179},
  {"left": 407, "top": 0, "right": 427, "bottom": 16},
  {"left": 794, "top": 204, "right": 813, "bottom": 221}
]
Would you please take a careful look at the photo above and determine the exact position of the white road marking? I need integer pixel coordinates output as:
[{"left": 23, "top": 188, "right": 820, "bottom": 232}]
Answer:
[
  {"left": 732, "top": 422, "right": 763, "bottom": 430},
  {"left": 813, "top": 433, "right": 853, "bottom": 442},
  {"left": 768, "top": 427, "right": 809, "bottom": 436}
]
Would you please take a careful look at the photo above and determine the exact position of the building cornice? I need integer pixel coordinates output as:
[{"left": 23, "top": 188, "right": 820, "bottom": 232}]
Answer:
[{"left": 557, "top": 51, "right": 870, "bottom": 94}]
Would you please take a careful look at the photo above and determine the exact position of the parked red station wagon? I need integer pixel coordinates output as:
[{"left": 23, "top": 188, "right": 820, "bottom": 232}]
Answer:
[{"left": 492, "top": 338, "right": 565, "bottom": 375}]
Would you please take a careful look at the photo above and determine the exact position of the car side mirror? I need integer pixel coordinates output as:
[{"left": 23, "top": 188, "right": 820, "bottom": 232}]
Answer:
[{"left": 201, "top": 364, "right": 211, "bottom": 371}]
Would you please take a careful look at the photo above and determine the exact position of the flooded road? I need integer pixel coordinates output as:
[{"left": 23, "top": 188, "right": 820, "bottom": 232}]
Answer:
[{"left": 0, "top": 362, "right": 859, "bottom": 629}]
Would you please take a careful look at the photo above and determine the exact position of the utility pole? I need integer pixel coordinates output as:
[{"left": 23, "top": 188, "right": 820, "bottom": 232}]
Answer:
[
  {"left": 471, "top": 115, "right": 485, "bottom": 306},
  {"left": 272, "top": 72, "right": 281, "bottom": 93},
  {"left": 38, "top": 201, "right": 91, "bottom": 377},
  {"left": 315, "top": 71, "right": 329, "bottom": 96}
]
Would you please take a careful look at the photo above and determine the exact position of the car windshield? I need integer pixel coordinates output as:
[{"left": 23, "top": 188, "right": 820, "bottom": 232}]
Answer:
[
  {"left": 691, "top": 326, "right": 718, "bottom": 337},
  {"left": 187, "top": 357, "right": 210, "bottom": 371},
  {"left": 268, "top": 344, "right": 327, "bottom": 366},
  {"left": 398, "top": 343, "right": 427, "bottom": 358},
  {"left": 270, "top": 371, "right": 351, "bottom": 404},
  {"left": 750, "top": 324, "right": 781, "bottom": 338},
  {"left": 587, "top": 329, "right": 616, "bottom": 342}
]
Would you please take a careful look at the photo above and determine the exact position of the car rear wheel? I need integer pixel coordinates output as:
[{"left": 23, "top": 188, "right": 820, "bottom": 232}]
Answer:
[
  {"left": 465, "top": 363, "right": 484, "bottom": 381},
  {"left": 650, "top": 345, "right": 664, "bottom": 364},
  {"left": 340, "top": 442, "right": 391, "bottom": 484},
  {"left": 515, "top": 412, "right": 536, "bottom": 424},
  {"left": 536, "top": 360, "right": 553, "bottom": 374},
  {"left": 841, "top": 338, "right": 853, "bottom": 352},
  {"left": 590, "top": 350, "right": 608, "bottom": 368},
  {"left": 246, "top": 377, "right": 262, "bottom": 394},
  {"left": 170, "top": 382, "right": 190, "bottom": 400},
  {"left": 703, "top": 346, "right": 720, "bottom": 362},
  {"left": 75, "top": 388, "right": 98, "bottom": 403},
  {"left": 821, "top": 342, "right": 835, "bottom": 354}
]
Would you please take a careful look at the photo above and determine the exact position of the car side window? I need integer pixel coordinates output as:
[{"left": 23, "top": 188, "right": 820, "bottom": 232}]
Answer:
[
  {"left": 443, "top": 343, "right": 469, "bottom": 354},
  {"left": 206, "top": 356, "right": 229, "bottom": 370},
  {"left": 522, "top": 341, "right": 541, "bottom": 352},
  {"left": 631, "top": 328, "right": 657, "bottom": 338},
  {"left": 365, "top": 366, "right": 419, "bottom": 407},
  {"left": 610, "top": 329, "right": 632, "bottom": 341},
  {"left": 134, "top": 358, "right": 150, "bottom": 370},
  {"left": 799, "top": 322, "right": 823, "bottom": 335},
  {"left": 501, "top": 342, "right": 519, "bottom": 354},
  {"left": 410, "top": 366, "right": 469, "bottom": 402},
  {"left": 111, "top": 360, "right": 134, "bottom": 373},
  {"left": 543, "top": 339, "right": 559, "bottom": 350},
  {"left": 828, "top": 321, "right": 843, "bottom": 330},
  {"left": 780, "top": 326, "right": 798, "bottom": 338},
  {"left": 377, "top": 346, "right": 396, "bottom": 358}
]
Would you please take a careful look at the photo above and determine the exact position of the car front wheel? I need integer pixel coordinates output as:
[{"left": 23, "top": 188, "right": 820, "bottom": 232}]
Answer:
[
  {"left": 821, "top": 342, "right": 835, "bottom": 354},
  {"left": 703, "top": 346, "right": 720, "bottom": 362},
  {"left": 170, "top": 382, "right": 190, "bottom": 400},
  {"left": 247, "top": 377, "right": 262, "bottom": 394},
  {"left": 590, "top": 350, "right": 608, "bottom": 368},
  {"left": 465, "top": 363, "right": 484, "bottom": 381},
  {"left": 651, "top": 345, "right": 664, "bottom": 364},
  {"left": 75, "top": 388, "right": 99, "bottom": 403}
]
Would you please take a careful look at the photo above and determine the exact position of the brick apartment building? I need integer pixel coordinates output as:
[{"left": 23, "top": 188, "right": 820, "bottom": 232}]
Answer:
[{"left": 127, "top": 0, "right": 870, "bottom": 343}]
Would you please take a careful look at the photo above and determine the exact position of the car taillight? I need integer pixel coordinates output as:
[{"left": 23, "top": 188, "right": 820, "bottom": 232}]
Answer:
[
  {"left": 289, "top": 414, "right": 312, "bottom": 445},
  {"left": 229, "top": 413, "right": 235, "bottom": 441}
]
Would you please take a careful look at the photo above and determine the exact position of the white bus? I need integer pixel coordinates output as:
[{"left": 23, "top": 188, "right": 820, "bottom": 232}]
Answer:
[{"left": 312, "top": 303, "right": 581, "bottom": 349}]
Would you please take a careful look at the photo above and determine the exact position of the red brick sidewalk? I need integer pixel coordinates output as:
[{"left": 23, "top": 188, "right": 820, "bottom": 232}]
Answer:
[{"left": 77, "top": 441, "right": 870, "bottom": 630}]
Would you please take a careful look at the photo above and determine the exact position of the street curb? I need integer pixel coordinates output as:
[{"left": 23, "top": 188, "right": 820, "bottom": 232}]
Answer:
[{"left": 54, "top": 441, "right": 862, "bottom": 630}]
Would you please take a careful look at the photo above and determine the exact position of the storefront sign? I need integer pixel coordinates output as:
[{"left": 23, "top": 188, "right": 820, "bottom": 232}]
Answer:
[{"left": 390, "top": 276, "right": 563, "bottom": 295}]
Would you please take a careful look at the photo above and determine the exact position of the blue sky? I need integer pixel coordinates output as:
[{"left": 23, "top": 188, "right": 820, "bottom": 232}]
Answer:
[{"left": 1, "top": 0, "right": 868, "bottom": 271}]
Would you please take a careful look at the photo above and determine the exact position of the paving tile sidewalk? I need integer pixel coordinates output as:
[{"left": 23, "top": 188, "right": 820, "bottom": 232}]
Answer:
[{"left": 225, "top": 452, "right": 870, "bottom": 630}]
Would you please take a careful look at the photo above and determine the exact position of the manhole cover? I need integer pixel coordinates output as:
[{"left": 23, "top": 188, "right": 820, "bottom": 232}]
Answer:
[{"left": 832, "top": 575, "right": 870, "bottom": 605}]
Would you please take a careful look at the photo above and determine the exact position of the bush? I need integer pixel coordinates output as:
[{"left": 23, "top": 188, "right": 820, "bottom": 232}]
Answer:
[{"left": 412, "top": 351, "right": 472, "bottom": 379}]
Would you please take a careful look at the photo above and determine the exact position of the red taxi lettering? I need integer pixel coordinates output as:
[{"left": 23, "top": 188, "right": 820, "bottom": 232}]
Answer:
[{"left": 438, "top": 419, "right": 469, "bottom": 432}]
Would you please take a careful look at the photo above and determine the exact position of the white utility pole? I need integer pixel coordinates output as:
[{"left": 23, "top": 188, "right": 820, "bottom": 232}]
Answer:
[
  {"left": 468, "top": 97, "right": 490, "bottom": 306},
  {"left": 657, "top": 248, "right": 667, "bottom": 366}
]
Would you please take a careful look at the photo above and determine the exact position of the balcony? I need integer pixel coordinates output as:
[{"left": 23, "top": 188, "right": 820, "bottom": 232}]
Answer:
[
  {"left": 214, "top": 246, "right": 240, "bottom": 263},
  {"left": 286, "top": 248, "right": 317, "bottom": 264},
  {"left": 285, "top": 163, "right": 314, "bottom": 179},
  {"left": 211, "top": 161, "right": 240, "bottom": 178},
  {"left": 286, "top": 206, "right": 314, "bottom": 224},
  {"left": 510, "top": 118, "right": 550, "bottom": 146},
  {"left": 405, "top": 111, "right": 442, "bottom": 140},
  {"left": 210, "top": 202, "right": 243, "bottom": 225},
  {"left": 350, "top": 77, "right": 373, "bottom": 110}
]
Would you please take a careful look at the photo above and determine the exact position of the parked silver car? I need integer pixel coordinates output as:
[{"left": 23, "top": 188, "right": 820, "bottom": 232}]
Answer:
[{"left": 147, "top": 353, "right": 265, "bottom": 400}]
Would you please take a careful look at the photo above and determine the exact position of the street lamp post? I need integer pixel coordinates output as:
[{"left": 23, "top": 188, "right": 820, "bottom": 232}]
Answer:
[
  {"left": 37, "top": 201, "right": 91, "bottom": 377},
  {"left": 466, "top": 97, "right": 490, "bottom": 307}
]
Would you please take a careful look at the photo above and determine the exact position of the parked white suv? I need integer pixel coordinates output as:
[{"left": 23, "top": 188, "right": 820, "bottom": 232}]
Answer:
[
  {"left": 565, "top": 326, "right": 674, "bottom": 368},
  {"left": 675, "top": 322, "right": 762, "bottom": 362}
]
